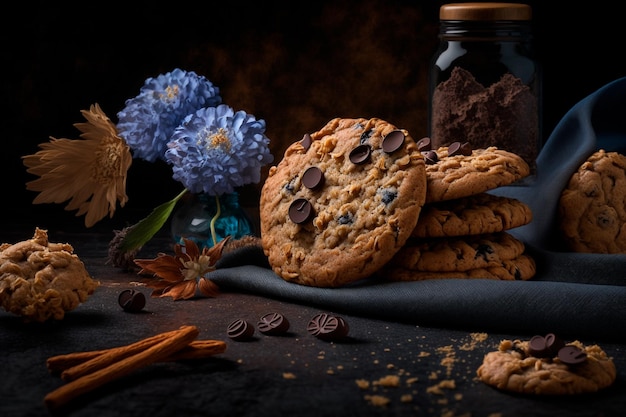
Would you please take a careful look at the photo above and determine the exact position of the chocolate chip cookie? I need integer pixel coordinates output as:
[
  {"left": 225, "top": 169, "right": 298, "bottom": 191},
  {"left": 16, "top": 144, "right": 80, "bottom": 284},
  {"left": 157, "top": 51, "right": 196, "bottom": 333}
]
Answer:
[
  {"left": 559, "top": 149, "right": 626, "bottom": 253},
  {"left": 385, "top": 253, "right": 536, "bottom": 281},
  {"left": 412, "top": 193, "right": 533, "bottom": 238},
  {"left": 477, "top": 336, "right": 616, "bottom": 395},
  {"left": 389, "top": 232, "right": 526, "bottom": 273},
  {"left": 423, "top": 145, "right": 530, "bottom": 203},
  {"left": 260, "top": 117, "right": 426, "bottom": 287}
]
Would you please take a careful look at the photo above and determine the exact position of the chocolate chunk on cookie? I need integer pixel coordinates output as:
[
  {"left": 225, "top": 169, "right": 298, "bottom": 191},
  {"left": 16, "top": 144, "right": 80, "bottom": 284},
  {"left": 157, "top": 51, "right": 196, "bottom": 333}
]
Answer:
[
  {"left": 260, "top": 117, "right": 426, "bottom": 287},
  {"left": 559, "top": 149, "right": 626, "bottom": 253},
  {"left": 412, "top": 193, "right": 533, "bottom": 238},
  {"left": 477, "top": 338, "right": 616, "bottom": 395},
  {"left": 425, "top": 146, "right": 530, "bottom": 203}
]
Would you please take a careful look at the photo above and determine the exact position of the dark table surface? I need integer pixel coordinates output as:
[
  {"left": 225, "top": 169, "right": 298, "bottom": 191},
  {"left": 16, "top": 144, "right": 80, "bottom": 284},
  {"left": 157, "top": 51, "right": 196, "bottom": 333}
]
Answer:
[{"left": 1, "top": 228, "right": 625, "bottom": 417}]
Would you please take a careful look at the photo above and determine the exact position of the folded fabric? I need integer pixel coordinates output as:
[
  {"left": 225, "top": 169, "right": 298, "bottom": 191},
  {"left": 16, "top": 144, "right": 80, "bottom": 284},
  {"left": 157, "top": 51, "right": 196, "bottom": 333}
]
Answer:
[{"left": 212, "top": 77, "right": 626, "bottom": 342}]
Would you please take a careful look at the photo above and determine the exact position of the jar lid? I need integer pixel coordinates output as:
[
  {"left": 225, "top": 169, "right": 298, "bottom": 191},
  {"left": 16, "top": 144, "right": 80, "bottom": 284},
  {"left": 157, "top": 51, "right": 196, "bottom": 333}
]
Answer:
[{"left": 440, "top": 3, "right": 531, "bottom": 21}]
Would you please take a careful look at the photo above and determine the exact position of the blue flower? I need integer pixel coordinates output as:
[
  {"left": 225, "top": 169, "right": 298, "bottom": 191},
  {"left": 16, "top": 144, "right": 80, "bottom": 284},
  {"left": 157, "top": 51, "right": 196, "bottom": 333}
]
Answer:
[
  {"left": 116, "top": 68, "right": 222, "bottom": 162},
  {"left": 165, "top": 104, "right": 274, "bottom": 196}
]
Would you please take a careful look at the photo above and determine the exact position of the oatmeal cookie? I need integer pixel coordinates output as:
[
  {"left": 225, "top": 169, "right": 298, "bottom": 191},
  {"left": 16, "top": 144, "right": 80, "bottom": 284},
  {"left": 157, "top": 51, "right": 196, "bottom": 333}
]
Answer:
[
  {"left": 477, "top": 336, "right": 616, "bottom": 395},
  {"left": 0, "top": 228, "right": 99, "bottom": 322},
  {"left": 385, "top": 253, "right": 536, "bottom": 281},
  {"left": 559, "top": 149, "right": 626, "bottom": 253},
  {"left": 260, "top": 117, "right": 426, "bottom": 287},
  {"left": 412, "top": 193, "right": 532, "bottom": 238},
  {"left": 390, "top": 232, "right": 526, "bottom": 272},
  {"left": 424, "top": 145, "right": 530, "bottom": 203}
]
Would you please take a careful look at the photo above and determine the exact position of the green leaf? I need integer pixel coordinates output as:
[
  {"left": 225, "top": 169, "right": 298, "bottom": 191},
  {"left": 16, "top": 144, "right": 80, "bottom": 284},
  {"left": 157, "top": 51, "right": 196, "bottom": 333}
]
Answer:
[{"left": 119, "top": 189, "right": 188, "bottom": 252}]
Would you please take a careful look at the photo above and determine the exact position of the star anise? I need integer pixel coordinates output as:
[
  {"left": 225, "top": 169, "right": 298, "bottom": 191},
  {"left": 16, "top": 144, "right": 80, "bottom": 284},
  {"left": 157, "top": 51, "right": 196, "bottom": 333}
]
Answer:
[{"left": 134, "top": 236, "right": 230, "bottom": 300}]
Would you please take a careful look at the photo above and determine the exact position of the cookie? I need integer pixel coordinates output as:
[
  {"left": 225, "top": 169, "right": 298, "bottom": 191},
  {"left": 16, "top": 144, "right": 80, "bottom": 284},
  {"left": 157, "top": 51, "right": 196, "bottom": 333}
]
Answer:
[
  {"left": 390, "top": 232, "right": 526, "bottom": 272},
  {"left": 385, "top": 253, "right": 536, "bottom": 281},
  {"left": 260, "top": 117, "right": 426, "bottom": 287},
  {"left": 412, "top": 193, "right": 533, "bottom": 238},
  {"left": 559, "top": 149, "right": 626, "bottom": 253},
  {"left": 477, "top": 336, "right": 616, "bottom": 395},
  {"left": 422, "top": 144, "right": 530, "bottom": 203},
  {"left": 0, "top": 228, "right": 99, "bottom": 322}
]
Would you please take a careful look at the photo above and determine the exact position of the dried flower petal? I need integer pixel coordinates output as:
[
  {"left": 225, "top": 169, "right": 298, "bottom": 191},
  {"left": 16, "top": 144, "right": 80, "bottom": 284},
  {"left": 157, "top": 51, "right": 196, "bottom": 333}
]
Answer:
[
  {"left": 135, "top": 237, "right": 229, "bottom": 300},
  {"left": 22, "top": 104, "right": 132, "bottom": 227}
]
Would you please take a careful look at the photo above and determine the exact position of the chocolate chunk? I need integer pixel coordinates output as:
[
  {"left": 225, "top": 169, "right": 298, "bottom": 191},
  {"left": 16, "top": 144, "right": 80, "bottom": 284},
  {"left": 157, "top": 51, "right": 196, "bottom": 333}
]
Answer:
[
  {"left": 529, "top": 333, "right": 567, "bottom": 358},
  {"left": 302, "top": 166, "right": 325, "bottom": 190},
  {"left": 258, "top": 312, "right": 290, "bottom": 335},
  {"left": 300, "top": 133, "right": 312, "bottom": 151},
  {"left": 118, "top": 289, "right": 146, "bottom": 313},
  {"left": 289, "top": 198, "right": 314, "bottom": 224},
  {"left": 544, "top": 333, "right": 566, "bottom": 355},
  {"left": 528, "top": 335, "right": 548, "bottom": 357},
  {"left": 307, "top": 313, "right": 349, "bottom": 341},
  {"left": 417, "top": 137, "right": 432, "bottom": 151},
  {"left": 558, "top": 345, "right": 588, "bottom": 365},
  {"left": 382, "top": 130, "right": 405, "bottom": 153},
  {"left": 349, "top": 144, "right": 372, "bottom": 165},
  {"left": 422, "top": 150, "right": 438, "bottom": 164},
  {"left": 448, "top": 141, "right": 472, "bottom": 157},
  {"left": 227, "top": 319, "right": 255, "bottom": 341}
]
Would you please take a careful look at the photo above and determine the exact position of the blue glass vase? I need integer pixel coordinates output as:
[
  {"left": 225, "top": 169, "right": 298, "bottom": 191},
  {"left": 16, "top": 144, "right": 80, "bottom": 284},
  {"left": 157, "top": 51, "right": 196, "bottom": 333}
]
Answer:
[{"left": 170, "top": 192, "right": 253, "bottom": 249}]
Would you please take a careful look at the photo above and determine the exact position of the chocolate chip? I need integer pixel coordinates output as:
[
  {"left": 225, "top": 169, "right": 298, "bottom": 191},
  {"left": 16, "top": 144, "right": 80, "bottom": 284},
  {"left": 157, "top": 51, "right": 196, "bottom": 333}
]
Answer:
[
  {"left": 544, "top": 333, "right": 566, "bottom": 355},
  {"left": 227, "top": 319, "right": 255, "bottom": 341},
  {"left": 422, "top": 150, "right": 438, "bottom": 164},
  {"left": 558, "top": 345, "right": 588, "bottom": 365},
  {"left": 118, "top": 289, "right": 146, "bottom": 313},
  {"left": 307, "top": 313, "right": 349, "bottom": 341},
  {"left": 382, "top": 130, "right": 405, "bottom": 153},
  {"left": 417, "top": 137, "right": 432, "bottom": 151},
  {"left": 300, "top": 133, "right": 312, "bottom": 151},
  {"left": 349, "top": 144, "right": 372, "bottom": 165},
  {"left": 528, "top": 335, "right": 548, "bottom": 357},
  {"left": 302, "top": 166, "right": 325, "bottom": 190},
  {"left": 289, "top": 198, "right": 314, "bottom": 224},
  {"left": 448, "top": 141, "right": 472, "bottom": 157},
  {"left": 528, "top": 333, "right": 567, "bottom": 358},
  {"left": 258, "top": 312, "right": 290, "bottom": 335}
]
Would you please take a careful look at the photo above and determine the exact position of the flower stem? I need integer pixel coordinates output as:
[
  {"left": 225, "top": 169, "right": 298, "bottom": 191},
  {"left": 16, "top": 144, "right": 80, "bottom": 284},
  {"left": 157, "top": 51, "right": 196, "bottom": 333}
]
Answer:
[{"left": 209, "top": 195, "right": 222, "bottom": 246}]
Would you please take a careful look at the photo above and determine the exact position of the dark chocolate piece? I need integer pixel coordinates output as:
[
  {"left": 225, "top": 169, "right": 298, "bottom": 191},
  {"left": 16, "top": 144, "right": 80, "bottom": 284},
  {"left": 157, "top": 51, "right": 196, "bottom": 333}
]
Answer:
[
  {"left": 118, "top": 289, "right": 146, "bottom": 313},
  {"left": 307, "top": 313, "right": 349, "bottom": 341},
  {"left": 258, "top": 312, "right": 290, "bottom": 335},
  {"left": 558, "top": 345, "right": 588, "bottom": 365},
  {"left": 302, "top": 166, "right": 325, "bottom": 190},
  {"left": 422, "top": 150, "right": 438, "bottom": 165},
  {"left": 349, "top": 144, "right": 372, "bottom": 165},
  {"left": 382, "top": 130, "right": 405, "bottom": 153},
  {"left": 227, "top": 319, "right": 255, "bottom": 341},
  {"left": 416, "top": 137, "right": 432, "bottom": 151},
  {"left": 300, "top": 133, "right": 312, "bottom": 151},
  {"left": 289, "top": 198, "right": 314, "bottom": 224}
]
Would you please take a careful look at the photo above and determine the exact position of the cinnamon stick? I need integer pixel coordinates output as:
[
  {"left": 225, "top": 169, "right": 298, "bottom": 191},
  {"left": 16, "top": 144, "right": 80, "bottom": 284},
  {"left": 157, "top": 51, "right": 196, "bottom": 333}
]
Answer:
[
  {"left": 44, "top": 325, "right": 199, "bottom": 410},
  {"left": 57, "top": 328, "right": 185, "bottom": 381},
  {"left": 47, "top": 339, "right": 227, "bottom": 374}
]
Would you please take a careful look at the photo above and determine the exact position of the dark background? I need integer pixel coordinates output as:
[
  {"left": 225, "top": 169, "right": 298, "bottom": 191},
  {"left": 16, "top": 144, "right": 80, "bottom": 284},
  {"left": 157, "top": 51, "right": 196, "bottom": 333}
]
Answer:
[{"left": 2, "top": 0, "right": 624, "bottom": 236}]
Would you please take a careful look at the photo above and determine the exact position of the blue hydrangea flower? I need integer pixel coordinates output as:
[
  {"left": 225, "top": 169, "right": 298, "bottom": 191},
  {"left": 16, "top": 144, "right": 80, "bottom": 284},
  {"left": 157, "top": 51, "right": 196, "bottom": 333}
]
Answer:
[
  {"left": 165, "top": 104, "right": 274, "bottom": 195},
  {"left": 116, "top": 68, "right": 222, "bottom": 162}
]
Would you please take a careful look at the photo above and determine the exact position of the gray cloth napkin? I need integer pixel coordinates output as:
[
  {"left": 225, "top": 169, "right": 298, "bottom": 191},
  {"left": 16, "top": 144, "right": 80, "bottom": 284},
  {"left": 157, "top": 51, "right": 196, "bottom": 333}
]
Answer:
[{"left": 212, "top": 77, "right": 626, "bottom": 342}]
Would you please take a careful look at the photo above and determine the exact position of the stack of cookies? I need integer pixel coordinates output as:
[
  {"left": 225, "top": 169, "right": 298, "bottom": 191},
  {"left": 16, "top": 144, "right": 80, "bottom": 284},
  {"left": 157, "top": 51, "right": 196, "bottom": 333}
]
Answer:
[
  {"left": 259, "top": 117, "right": 536, "bottom": 288},
  {"left": 384, "top": 139, "right": 536, "bottom": 281}
]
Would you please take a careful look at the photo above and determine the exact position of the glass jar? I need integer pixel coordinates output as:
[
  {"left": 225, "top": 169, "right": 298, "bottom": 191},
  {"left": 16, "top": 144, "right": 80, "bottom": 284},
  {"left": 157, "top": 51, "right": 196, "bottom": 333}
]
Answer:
[
  {"left": 428, "top": 2, "right": 542, "bottom": 175},
  {"left": 170, "top": 192, "right": 253, "bottom": 249}
]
